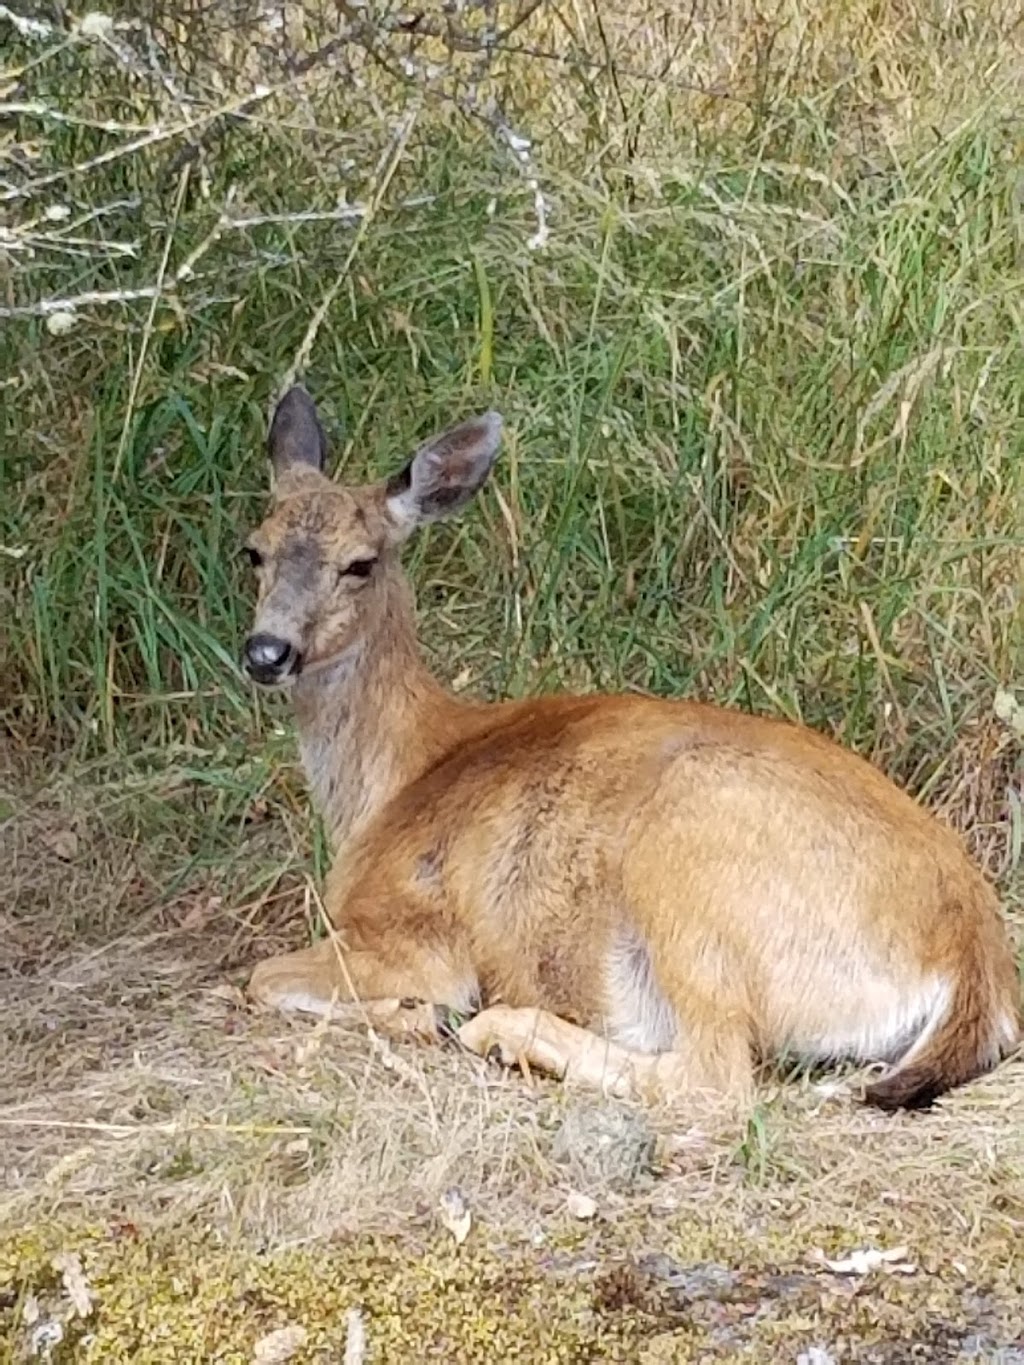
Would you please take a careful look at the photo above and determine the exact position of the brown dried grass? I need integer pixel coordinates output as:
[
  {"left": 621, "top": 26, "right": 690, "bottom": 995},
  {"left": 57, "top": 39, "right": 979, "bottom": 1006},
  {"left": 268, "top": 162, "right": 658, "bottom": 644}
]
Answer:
[{"left": 2, "top": 744, "right": 1021, "bottom": 1273}]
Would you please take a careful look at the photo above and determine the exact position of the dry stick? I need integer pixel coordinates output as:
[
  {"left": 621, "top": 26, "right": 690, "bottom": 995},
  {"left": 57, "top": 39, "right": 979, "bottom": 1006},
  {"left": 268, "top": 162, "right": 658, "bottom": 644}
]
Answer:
[
  {"left": 6, "top": 233, "right": 139, "bottom": 258},
  {"left": 0, "top": 198, "right": 438, "bottom": 319},
  {"left": 0, "top": 287, "right": 166, "bottom": 317},
  {"left": 5, "top": 15, "right": 545, "bottom": 318},
  {"left": 0, "top": 1118, "right": 313, "bottom": 1136},
  {"left": 0, "top": 85, "right": 280, "bottom": 204},
  {"left": 5, "top": 19, "right": 392, "bottom": 209},
  {"left": 227, "top": 197, "right": 434, "bottom": 230},
  {"left": 0, "top": 101, "right": 151, "bottom": 132}
]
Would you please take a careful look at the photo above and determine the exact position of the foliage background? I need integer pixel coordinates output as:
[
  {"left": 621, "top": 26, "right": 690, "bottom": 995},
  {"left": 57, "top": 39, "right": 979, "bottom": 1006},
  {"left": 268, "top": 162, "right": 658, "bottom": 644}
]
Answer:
[{"left": 2, "top": 0, "right": 1022, "bottom": 875}]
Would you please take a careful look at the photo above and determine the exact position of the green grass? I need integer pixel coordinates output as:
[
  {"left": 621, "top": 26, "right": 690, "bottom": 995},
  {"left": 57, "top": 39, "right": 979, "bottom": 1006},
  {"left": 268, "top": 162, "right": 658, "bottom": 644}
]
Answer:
[{"left": 2, "top": 1, "right": 1022, "bottom": 888}]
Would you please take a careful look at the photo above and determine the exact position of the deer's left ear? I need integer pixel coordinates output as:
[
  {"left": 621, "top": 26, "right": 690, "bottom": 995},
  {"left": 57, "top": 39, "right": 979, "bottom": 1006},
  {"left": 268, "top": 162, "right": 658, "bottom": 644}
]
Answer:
[{"left": 384, "top": 411, "right": 503, "bottom": 539}]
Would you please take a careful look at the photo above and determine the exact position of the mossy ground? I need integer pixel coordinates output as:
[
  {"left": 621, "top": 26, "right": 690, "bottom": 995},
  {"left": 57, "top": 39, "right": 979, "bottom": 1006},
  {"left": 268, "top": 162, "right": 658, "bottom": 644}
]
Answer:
[{"left": 4, "top": 1212, "right": 1024, "bottom": 1363}]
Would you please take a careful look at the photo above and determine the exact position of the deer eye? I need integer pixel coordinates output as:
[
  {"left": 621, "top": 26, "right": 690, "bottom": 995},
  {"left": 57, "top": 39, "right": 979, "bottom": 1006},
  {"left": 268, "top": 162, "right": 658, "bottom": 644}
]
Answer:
[
  {"left": 243, "top": 545, "right": 263, "bottom": 569},
  {"left": 340, "top": 557, "right": 377, "bottom": 581}
]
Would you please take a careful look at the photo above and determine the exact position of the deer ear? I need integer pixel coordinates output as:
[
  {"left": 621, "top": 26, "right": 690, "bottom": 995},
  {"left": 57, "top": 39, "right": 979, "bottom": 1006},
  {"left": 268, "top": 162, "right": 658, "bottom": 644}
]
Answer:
[
  {"left": 268, "top": 386, "right": 327, "bottom": 477},
  {"left": 384, "top": 411, "right": 503, "bottom": 537}
]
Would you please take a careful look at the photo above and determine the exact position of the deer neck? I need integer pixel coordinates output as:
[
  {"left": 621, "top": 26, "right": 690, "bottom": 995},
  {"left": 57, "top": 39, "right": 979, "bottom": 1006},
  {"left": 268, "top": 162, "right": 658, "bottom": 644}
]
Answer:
[{"left": 290, "top": 571, "right": 472, "bottom": 852}]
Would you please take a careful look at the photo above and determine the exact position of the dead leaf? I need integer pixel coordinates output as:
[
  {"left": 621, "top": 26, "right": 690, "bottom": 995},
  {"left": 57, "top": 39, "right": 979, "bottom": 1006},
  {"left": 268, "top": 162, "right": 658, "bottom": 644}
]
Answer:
[
  {"left": 254, "top": 1046, "right": 287, "bottom": 1076},
  {"left": 657, "top": 1129, "right": 709, "bottom": 1161},
  {"left": 21, "top": 1294, "right": 40, "bottom": 1327},
  {"left": 812, "top": 1245, "right": 916, "bottom": 1276},
  {"left": 252, "top": 1324, "right": 308, "bottom": 1364},
  {"left": 344, "top": 1307, "right": 366, "bottom": 1365},
  {"left": 51, "top": 1251, "right": 93, "bottom": 1318},
  {"left": 108, "top": 1220, "right": 139, "bottom": 1242},
  {"left": 994, "top": 687, "right": 1024, "bottom": 736},
  {"left": 42, "top": 827, "right": 78, "bottom": 861},
  {"left": 439, "top": 1187, "right": 472, "bottom": 1245},
  {"left": 180, "top": 894, "right": 222, "bottom": 931},
  {"left": 29, "top": 1319, "right": 64, "bottom": 1357},
  {"left": 294, "top": 1033, "right": 324, "bottom": 1069},
  {"left": 208, "top": 981, "right": 248, "bottom": 1009},
  {"left": 566, "top": 1191, "right": 597, "bottom": 1220}
]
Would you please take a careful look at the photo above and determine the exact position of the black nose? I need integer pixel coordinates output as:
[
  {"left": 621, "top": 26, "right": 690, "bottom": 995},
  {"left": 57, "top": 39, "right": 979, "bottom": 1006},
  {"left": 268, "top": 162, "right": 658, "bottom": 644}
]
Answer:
[{"left": 243, "top": 633, "right": 298, "bottom": 683}]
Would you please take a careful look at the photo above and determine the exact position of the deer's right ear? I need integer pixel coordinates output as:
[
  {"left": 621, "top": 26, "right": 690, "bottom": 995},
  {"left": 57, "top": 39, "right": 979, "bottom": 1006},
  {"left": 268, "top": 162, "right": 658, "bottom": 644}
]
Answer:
[
  {"left": 268, "top": 386, "right": 327, "bottom": 477},
  {"left": 384, "top": 410, "right": 503, "bottom": 538}
]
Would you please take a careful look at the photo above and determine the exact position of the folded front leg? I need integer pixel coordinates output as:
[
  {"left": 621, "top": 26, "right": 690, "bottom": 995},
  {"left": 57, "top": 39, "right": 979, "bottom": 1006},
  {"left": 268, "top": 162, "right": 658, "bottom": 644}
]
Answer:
[
  {"left": 247, "top": 936, "right": 476, "bottom": 1044},
  {"left": 457, "top": 1004, "right": 753, "bottom": 1108}
]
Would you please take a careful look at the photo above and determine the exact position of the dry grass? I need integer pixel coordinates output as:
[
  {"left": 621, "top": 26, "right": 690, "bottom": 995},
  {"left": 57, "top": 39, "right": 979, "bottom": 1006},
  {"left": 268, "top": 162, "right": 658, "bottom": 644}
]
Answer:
[{"left": 2, "top": 745, "right": 1023, "bottom": 1359}]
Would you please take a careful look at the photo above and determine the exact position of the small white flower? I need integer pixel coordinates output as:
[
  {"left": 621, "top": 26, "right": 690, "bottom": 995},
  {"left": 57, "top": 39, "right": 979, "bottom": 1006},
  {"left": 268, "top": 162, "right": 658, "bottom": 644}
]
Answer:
[
  {"left": 45, "top": 310, "right": 78, "bottom": 336},
  {"left": 77, "top": 11, "right": 115, "bottom": 37},
  {"left": 566, "top": 1190, "right": 597, "bottom": 1220}
]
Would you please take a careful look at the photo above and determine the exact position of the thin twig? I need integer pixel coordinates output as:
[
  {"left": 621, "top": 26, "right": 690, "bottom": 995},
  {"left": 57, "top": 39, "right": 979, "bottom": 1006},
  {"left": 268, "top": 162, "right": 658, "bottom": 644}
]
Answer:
[
  {"left": 0, "top": 1117, "right": 314, "bottom": 1137},
  {"left": 0, "top": 196, "right": 438, "bottom": 318},
  {"left": 1, "top": 85, "right": 278, "bottom": 204},
  {"left": 0, "top": 286, "right": 169, "bottom": 316}
]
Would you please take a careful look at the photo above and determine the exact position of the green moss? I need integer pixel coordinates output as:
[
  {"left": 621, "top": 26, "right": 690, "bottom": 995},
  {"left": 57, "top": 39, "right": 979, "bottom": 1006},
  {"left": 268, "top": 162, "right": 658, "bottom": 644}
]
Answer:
[
  {"left": 1, "top": 1227, "right": 642, "bottom": 1363},
  {"left": 3, "top": 1216, "right": 1022, "bottom": 1364}
]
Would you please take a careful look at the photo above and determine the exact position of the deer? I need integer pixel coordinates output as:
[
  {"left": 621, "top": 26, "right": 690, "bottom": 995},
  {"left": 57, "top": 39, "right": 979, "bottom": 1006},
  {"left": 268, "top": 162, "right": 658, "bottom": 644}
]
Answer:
[{"left": 240, "top": 385, "right": 1021, "bottom": 1112}]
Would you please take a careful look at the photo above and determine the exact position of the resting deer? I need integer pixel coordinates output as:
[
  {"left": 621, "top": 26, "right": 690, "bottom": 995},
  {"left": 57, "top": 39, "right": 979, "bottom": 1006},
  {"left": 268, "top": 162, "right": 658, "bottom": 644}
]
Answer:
[{"left": 241, "top": 386, "right": 1021, "bottom": 1110}]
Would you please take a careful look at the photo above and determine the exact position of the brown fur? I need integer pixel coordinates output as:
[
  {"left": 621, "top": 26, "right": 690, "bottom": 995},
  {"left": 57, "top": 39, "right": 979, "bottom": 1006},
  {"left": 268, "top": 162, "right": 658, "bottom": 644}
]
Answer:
[{"left": 241, "top": 387, "right": 1022, "bottom": 1111}]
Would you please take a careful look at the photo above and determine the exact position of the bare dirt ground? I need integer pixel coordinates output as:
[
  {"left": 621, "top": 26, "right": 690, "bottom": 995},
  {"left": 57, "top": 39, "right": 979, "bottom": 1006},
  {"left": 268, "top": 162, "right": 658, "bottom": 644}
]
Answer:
[{"left": 2, "top": 742, "right": 1023, "bottom": 1363}]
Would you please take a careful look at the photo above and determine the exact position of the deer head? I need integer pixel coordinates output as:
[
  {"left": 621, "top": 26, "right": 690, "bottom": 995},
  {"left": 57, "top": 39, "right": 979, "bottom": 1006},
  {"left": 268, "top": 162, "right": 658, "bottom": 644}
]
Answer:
[{"left": 241, "top": 386, "right": 503, "bottom": 687}]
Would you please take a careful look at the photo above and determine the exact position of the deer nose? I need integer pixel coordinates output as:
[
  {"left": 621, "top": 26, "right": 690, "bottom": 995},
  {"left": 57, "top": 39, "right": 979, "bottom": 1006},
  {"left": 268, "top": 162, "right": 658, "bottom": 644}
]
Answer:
[{"left": 243, "top": 632, "right": 298, "bottom": 683}]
